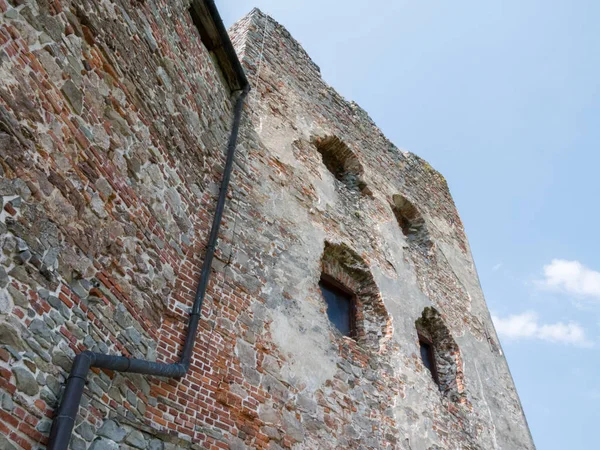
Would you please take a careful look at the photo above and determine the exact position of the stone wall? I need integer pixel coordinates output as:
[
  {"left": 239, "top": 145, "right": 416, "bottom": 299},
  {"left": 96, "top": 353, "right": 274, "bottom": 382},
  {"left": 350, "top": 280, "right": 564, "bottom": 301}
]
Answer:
[
  {"left": 0, "top": 2, "right": 534, "bottom": 450},
  {"left": 226, "top": 9, "right": 535, "bottom": 450}
]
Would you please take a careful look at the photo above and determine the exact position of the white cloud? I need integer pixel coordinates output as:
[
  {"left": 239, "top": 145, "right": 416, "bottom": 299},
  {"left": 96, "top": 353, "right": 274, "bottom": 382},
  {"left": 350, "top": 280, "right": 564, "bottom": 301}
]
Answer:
[
  {"left": 492, "top": 311, "right": 592, "bottom": 347},
  {"left": 539, "top": 259, "right": 600, "bottom": 299}
]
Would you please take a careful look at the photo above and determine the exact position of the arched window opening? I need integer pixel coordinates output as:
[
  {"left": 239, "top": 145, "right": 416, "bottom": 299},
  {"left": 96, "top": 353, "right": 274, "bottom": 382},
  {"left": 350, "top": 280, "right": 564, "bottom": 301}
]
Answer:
[
  {"left": 320, "top": 242, "right": 392, "bottom": 350},
  {"left": 391, "top": 194, "right": 430, "bottom": 245},
  {"left": 313, "top": 136, "right": 368, "bottom": 194},
  {"left": 415, "top": 307, "right": 465, "bottom": 402}
]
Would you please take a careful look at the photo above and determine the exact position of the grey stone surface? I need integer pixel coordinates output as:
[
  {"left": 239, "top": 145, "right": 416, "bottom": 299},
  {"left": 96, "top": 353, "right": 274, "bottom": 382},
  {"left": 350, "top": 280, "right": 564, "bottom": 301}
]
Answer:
[
  {"left": 76, "top": 421, "right": 96, "bottom": 441},
  {"left": 148, "top": 439, "right": 164, "bottom": 450},
  {"left": 125, "top": 430, "right": 147, "bottom": 449},
  {"left": 97, "top": 420, "right": 127, "bottom": 442},
  {"left": 1, "top": 391, "right": 15, "bottom": 411},
  {"left": 35, "top": 420, "right": 51, "bottom": 434},
  {"left": 12, "top": 366, "right": 39, "bottom": 396},
  {"left": 7, "top": 285, "right": 27, "bottom": 307},
  {"left": 89, "top": 438, "right": 120, "bottom": 450},
  {"left": 0, "top": 322, "right": 24, "bottom": 350},
  {"left": 282, "top": 410, "right": 305, "bottom": 443},
  {"left": 61, "top": 80, "right": 83, "bottom": 114},
  {"left": 51, "top": 347, "right": 73, "bottom": 371},
  {"left": 0, "top": 266, "right": 8, "bottom": 288},
  {"left": 0, "top": 289, "right": 12, "bottom": 314},
  {"left": 70, "top": 435, "right": 87, "bottom": 450},
  {"left": 0, "top": 435, "right": 18, "bottom": 450}
]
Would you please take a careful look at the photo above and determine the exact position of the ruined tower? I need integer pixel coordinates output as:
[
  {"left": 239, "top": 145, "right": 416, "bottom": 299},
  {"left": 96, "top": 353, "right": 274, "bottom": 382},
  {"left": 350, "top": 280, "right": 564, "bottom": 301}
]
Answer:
[{"left": 0, "top": 1, "right": 534, "bottom": 449}]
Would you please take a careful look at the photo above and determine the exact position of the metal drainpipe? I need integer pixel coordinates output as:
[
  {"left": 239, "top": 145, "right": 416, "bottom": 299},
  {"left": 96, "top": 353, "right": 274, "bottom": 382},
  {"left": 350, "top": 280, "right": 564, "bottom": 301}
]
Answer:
[{"left": 47, "top": 84, "right": 250, "bottom": 450}]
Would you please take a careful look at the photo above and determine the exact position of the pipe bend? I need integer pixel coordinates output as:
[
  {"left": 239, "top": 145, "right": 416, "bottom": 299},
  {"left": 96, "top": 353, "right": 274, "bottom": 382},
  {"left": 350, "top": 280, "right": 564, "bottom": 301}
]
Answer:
[
  {"left": 68, "top": 351, "right": 94, "bottom": 378},
  {"left": 47, "top": 72, "right": 249, "bottom": 450}
]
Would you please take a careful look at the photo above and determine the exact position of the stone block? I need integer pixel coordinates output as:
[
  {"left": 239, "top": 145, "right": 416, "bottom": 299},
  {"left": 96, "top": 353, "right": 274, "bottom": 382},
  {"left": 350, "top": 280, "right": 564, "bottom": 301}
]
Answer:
[{"left": 12, "top": 366, "right": 38, "bottom": 396}]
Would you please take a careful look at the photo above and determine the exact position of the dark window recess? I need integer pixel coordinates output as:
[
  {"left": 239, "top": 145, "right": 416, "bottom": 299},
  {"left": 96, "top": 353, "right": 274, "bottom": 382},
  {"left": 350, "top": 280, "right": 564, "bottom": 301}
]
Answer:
[
  {"left": 419, "top": 337, "right": 440, "bottom": 386},
  {"left": 391, "top": 195, "right": 425, "bottom": 239},
  {"left": 319, "top": 278, "right": 355, "bottom": 337},
  {"left": 313, "top": 136, "right": 367, "bottom": 194}
]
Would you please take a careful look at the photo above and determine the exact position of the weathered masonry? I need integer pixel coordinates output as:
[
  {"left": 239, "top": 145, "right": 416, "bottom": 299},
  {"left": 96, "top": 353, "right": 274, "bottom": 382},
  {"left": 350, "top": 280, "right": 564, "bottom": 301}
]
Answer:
[{"left": 0, "top": 1, "right": 535, "bottom": 449}]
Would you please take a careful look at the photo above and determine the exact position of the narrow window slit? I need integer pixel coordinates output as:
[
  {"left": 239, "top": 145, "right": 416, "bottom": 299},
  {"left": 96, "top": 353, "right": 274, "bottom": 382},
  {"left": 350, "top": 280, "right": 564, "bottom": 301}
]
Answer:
[{"left": 418, "top": 334, "right": 440, "bottom": 386}]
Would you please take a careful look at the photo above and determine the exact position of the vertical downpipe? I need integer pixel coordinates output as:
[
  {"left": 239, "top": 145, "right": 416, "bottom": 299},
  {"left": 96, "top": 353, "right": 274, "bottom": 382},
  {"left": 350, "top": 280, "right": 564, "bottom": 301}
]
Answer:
[{"left": 47, "top": 86, "right": 249, "bottom": 450}]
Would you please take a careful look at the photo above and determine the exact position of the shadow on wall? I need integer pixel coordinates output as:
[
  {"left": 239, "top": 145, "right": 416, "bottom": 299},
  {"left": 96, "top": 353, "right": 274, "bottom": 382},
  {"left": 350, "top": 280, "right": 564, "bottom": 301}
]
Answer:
[
  {"left": 390, "top": 194, "right": 432, "bottom": 250},
  {"left": 312, "top": 136, "right": 371, "bottom": 196}
]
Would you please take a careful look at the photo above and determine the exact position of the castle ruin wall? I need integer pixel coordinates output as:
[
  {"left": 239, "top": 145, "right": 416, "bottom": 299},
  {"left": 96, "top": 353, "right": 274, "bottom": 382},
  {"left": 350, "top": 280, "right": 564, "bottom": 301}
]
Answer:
[{"left": 0, "top": 2, "right": 534, "bottom": 449}]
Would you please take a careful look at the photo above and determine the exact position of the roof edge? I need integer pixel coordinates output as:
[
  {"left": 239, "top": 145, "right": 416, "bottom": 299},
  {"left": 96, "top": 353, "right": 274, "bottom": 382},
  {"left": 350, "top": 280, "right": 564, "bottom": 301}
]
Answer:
[{"left": 190, "top": 0, "right": 249, "bottom": 92}]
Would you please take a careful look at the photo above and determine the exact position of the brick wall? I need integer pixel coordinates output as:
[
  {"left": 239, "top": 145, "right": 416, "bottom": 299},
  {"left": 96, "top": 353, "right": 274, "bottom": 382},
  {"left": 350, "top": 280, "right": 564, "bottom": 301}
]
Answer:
[{"left": 0, "top": 2, "right": 534, "bottom": 450}]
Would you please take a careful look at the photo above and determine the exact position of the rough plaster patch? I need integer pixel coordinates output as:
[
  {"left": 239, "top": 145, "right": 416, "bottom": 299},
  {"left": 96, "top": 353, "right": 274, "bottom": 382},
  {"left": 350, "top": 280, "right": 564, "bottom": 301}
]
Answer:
[
  {"left": 438, "top": 241, "right": 482, "bottom": 312},
  {"left": 259, "top": 215, "right": 336, "bottom": 391},
  {"left": 269, "top": 304, "right": 338, "bottom": 392}
]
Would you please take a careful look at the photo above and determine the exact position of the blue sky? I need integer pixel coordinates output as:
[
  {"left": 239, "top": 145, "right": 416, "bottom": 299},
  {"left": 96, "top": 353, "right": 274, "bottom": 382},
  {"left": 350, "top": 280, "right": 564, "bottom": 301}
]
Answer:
[{"left": 221, "top": 1, "right": 600, "bottom": 448}]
